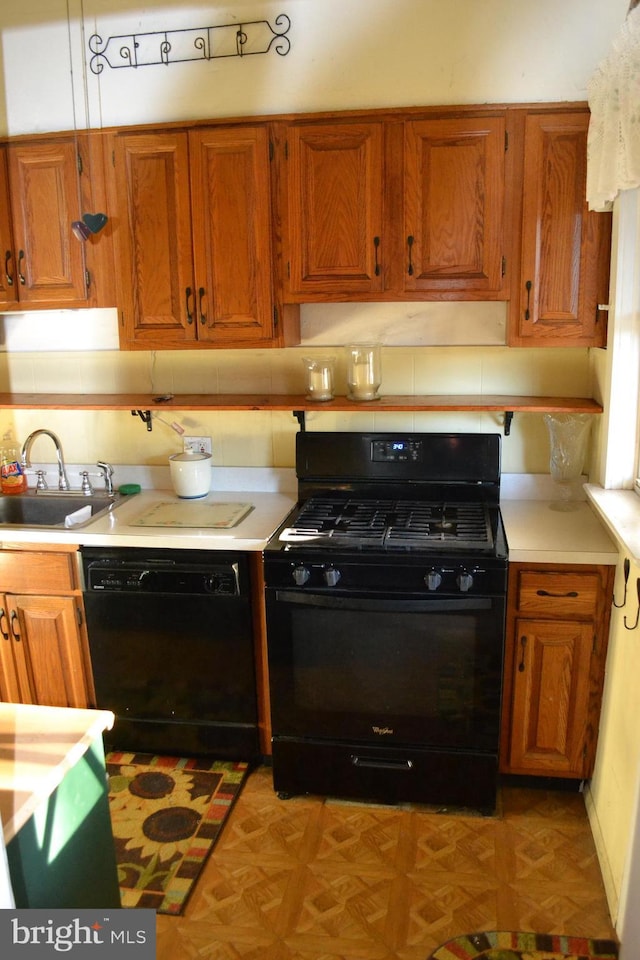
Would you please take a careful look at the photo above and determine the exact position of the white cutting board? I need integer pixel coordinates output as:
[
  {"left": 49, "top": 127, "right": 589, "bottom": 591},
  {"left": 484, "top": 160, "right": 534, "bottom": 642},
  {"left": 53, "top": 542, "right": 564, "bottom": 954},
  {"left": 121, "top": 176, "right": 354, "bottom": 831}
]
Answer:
[{"left": 130, "top": 501, "right": 254, "bottom": 529}]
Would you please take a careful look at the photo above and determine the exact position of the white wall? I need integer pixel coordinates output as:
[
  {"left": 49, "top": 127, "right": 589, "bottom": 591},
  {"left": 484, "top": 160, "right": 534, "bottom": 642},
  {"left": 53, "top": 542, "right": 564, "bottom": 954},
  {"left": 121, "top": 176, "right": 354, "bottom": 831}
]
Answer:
[
  {"left": 0, "top": 0, "right": 629, "bottom": 135},
  {"left": 0, "top": 0, "right": 629, "bottom": 475}
]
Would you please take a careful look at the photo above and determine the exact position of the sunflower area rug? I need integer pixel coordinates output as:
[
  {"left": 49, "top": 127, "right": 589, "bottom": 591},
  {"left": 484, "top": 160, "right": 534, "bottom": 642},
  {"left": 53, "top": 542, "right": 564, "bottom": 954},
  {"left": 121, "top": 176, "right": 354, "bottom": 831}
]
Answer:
[
  {"left": 429, "top": 931, "right": 619, "bottom": 960},
  {"left": 106, "top": 752, "right": 249, "bottom": 915}
]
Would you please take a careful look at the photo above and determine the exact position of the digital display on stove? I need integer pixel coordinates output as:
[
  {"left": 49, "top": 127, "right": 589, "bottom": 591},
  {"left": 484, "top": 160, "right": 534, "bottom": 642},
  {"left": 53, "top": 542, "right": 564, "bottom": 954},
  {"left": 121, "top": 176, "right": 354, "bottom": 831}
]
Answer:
[{"left": 371, "top": 439, "right": 423, "bottom": 462}]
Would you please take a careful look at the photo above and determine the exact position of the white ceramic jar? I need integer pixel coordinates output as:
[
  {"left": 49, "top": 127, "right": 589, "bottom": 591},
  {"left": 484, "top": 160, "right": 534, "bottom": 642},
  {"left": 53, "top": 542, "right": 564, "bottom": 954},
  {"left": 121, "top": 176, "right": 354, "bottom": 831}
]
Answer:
[{"left": 169, "top": 448, "right": 212, "bottom": 499}]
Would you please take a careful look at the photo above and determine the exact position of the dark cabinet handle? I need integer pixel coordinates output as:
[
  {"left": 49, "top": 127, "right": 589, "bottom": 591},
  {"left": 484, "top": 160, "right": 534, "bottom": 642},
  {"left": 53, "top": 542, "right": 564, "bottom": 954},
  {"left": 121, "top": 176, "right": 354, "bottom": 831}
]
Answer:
[
  {"left": 536, "top": 589, "right": 578, "bottom": 598},
  {"left": 407, "top": 235, "right": 414, "bottom": 276},
  {"left": 525, "top": 279, "right": 532, "bottom": 320},
  {"left": 198, "top": 286, "right": 206, "bottom": 325},
  {"left": 4, "top": 250, "right": 13, "bottom": 286},
  {"left": 185, "top": 286, "right": 194, "bottom": 325},
  {"left": 17, "top": 249, "right": 26, "bottom": 285},
  {"left": 518, "top": 635, "right": 527, "bottom": 672},
  {"left": 10, "top": 610, "right": 20, "bottom": 641},
  {"left": 0, "top": 608, "right": 8, "bottom": 640},
  {"left": 373, "top": 236, "right": 380, "bottom": 277}
]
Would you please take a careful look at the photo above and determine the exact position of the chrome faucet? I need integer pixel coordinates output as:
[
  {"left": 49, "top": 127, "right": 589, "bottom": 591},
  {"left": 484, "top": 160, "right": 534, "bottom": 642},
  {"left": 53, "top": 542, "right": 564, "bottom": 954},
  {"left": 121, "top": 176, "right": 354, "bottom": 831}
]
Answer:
[{"left": 21, "top": 429, "right": 70, "bottom": 491}]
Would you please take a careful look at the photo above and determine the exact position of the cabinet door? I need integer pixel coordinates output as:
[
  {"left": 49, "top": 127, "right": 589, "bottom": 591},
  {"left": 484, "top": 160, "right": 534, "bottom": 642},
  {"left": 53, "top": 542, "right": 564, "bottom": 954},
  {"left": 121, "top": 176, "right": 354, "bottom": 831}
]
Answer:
[
  {"left": 508, "top": 617, "right": 593, "bottom": 777},
  {"left": 511, "top": 112, "right": 611, "bottom": 346},
  {"left": 403, "top": 117, "right": 507, "bottom": 297},
  {"left": 285, "top": 122, "right": 384, "bottom": 298},
  {"left": 7, "top": 138, "right": 88, "bottom": 305},
  {"left": 113, "top": 132, "right": 196, "bottom": 346},
  {"left": 190, "top": 126, "right": 274, "bottom": 343},
  {"left": 0, "top": 148, "right": 17, "bottom": 307},
  {"left": 0, "top": 595, "right": 89, "bottom": 708}
]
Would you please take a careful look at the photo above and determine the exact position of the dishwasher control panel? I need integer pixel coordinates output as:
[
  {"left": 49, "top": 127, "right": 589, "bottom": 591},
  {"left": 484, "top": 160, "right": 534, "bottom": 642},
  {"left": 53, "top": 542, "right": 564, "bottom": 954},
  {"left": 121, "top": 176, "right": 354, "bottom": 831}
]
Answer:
[{"left": 83, "top": 557, "right": 241, "bottom": 596}]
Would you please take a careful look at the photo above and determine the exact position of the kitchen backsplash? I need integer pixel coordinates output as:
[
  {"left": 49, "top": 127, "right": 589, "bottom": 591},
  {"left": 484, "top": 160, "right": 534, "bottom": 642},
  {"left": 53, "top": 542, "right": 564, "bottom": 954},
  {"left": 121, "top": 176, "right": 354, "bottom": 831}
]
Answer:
[{"left": 0, "top": 332, "right": 595, "bottom": 476}]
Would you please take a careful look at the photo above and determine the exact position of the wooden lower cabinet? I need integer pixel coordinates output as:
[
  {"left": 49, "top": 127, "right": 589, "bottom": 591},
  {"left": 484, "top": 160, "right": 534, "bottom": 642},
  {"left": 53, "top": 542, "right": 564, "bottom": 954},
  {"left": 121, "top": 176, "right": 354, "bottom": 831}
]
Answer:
[
  {"left": 500, "top": 562, "right": 614, "bottom": 779},
  {"left": 0, "top": 547, "right": 93, "bottom": 709}
]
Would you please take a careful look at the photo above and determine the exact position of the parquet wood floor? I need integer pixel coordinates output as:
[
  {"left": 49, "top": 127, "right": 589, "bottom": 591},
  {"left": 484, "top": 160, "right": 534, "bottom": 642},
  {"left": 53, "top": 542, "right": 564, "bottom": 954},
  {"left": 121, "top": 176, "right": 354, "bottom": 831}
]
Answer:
[{"left": 155, "top": 765, "right": 617, "bottom": 960}]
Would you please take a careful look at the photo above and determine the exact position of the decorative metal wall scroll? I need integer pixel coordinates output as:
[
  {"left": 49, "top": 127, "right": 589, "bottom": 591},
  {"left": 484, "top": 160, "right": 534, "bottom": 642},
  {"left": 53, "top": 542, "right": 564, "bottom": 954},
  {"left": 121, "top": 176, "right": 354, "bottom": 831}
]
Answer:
[{"left": 88, "top": 13, "right": 291, "bottom": 74}]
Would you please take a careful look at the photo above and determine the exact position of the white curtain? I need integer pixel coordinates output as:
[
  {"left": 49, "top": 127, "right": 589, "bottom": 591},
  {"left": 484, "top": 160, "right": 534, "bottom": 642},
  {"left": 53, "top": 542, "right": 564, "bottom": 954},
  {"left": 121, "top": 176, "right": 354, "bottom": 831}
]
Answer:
[{"left": 587, "top": 5, "right": 640, "bottom": 211}]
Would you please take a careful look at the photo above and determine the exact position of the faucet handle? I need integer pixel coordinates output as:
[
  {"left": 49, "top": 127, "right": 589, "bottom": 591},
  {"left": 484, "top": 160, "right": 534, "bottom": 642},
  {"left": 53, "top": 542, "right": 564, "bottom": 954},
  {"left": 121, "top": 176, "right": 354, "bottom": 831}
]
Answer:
[
  {"left": 24, "top": 469, "right": 49, "bottom": 490},
  {"left": 79, "top": 471, "right": 94, "bottom": 495},
  {"left": 96, "top": 461, "right": 115, "bottom": 494}
]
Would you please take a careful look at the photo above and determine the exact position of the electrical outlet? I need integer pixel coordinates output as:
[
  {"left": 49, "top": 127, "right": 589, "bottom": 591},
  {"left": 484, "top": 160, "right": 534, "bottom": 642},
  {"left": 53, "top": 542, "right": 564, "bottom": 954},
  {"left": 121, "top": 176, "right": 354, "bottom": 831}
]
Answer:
[{"left": 184, "top": 436, "right": 212, "bottom": 455}]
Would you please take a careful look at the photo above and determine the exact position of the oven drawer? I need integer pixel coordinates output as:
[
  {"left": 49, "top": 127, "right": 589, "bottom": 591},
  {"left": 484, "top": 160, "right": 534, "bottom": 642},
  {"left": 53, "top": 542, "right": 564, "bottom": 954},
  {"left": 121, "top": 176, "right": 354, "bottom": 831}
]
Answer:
[
  {"left": 271, "top": 737, "right": 498, "bottom": 812},
  {"left": 516, "top": 571, "right": 600, "bottom": 617}
]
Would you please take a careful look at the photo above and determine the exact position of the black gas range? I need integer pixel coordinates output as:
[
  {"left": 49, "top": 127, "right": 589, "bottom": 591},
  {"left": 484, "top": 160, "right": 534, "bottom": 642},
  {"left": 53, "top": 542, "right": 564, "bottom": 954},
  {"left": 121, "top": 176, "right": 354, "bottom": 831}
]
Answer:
[{"left": 264, "top": 431, "right": 508, "bottom": 812}]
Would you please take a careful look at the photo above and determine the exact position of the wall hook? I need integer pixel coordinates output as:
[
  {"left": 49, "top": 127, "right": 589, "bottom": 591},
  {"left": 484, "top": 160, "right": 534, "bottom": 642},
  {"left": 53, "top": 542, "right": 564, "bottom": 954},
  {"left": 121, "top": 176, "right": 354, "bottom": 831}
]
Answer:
[
  {"left": 614, "top": 557, "right": 631, "bottom": 608},
  {"left": 623, "top": 576, "right": 640, "bottom": 630}
]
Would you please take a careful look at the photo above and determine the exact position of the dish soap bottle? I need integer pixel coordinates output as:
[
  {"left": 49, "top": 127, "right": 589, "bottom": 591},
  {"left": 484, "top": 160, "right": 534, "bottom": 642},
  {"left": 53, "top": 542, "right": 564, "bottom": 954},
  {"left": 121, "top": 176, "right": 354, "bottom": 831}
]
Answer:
[{"left": 1, "top": 446, "right": 27, "bottom": 494}]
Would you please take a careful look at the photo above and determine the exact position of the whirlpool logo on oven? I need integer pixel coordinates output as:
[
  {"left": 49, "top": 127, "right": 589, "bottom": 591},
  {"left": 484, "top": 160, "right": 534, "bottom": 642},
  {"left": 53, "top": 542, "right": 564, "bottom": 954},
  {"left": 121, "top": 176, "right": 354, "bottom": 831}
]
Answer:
[
  {"left": 372, "top": 725, "right": 394, "bottom": 736},
  {"left": 0, "top": 909, "right": 156, "bottom": 957}
]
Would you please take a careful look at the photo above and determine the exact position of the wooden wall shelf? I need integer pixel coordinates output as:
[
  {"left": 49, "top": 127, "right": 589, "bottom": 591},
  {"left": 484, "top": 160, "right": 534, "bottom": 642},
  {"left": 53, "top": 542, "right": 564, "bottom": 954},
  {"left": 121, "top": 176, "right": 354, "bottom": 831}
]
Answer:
[
  {"left": 0, "top": 393, "right": 604, "bottom": 413},
  {"left": 0, "top": 393, "right": 603, "bottom": 436}
]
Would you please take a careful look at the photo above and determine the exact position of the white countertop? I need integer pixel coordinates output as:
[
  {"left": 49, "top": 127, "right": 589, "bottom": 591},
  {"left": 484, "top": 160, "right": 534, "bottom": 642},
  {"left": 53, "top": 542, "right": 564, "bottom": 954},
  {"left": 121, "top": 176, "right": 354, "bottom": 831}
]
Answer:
[
  {"left": 500, "top": 499, "right": 618, "bottom": 565},
  {"left": 0, "top": 488, "right": 297, "bottom": 552},
  {"left": 0, "top": 468, "right": 619, "bottom": 563},
  {"left": 0, "top": 703, "right": 114, "bottom": 844}
]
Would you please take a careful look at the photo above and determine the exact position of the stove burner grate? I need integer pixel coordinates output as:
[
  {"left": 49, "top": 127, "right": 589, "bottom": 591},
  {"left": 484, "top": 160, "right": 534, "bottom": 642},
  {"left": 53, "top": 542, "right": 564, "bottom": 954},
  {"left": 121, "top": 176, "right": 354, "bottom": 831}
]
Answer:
[{"left": 286, "top": 497, "right": 494, "bottom": 551}]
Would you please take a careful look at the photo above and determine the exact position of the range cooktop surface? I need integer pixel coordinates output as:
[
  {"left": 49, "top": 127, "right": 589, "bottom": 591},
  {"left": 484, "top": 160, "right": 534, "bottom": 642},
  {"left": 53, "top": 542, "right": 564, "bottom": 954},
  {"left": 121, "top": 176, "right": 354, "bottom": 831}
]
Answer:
[{"left": 275, "top": 496, "right": 495, "bottom": 553}]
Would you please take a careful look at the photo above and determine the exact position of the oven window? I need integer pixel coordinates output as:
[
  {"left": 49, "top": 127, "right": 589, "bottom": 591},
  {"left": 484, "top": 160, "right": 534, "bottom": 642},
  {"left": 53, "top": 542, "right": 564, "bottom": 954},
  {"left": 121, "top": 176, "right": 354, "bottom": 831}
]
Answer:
[{"left": 270, "top": 601, "right": 504, "bottom": 751}]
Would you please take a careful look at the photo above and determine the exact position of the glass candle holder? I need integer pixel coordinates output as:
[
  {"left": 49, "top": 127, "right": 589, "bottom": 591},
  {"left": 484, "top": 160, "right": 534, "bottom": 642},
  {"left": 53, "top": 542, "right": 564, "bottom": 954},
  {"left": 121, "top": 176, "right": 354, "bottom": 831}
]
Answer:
[
  {"left": 347, "top": 343, "right": 381, "bottom": 401},
  {"left": 302, "top": 356, "right": 335, "bottom": 401}
]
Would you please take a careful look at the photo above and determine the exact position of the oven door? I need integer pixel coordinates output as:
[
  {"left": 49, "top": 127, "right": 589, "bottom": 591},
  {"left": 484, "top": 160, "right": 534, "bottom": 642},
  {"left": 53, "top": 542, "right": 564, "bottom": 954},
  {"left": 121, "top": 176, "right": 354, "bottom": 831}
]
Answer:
[{"left": 266, "top": 588, "right": 505, "bottom": 753}]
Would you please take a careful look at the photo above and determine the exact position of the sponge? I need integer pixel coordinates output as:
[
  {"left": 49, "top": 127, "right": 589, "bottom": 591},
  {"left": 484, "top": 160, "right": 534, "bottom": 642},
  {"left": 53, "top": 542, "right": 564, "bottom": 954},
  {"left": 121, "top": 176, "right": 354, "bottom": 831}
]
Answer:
[{"left": 118, "top": 483, "right": 141, "bottom": 495}]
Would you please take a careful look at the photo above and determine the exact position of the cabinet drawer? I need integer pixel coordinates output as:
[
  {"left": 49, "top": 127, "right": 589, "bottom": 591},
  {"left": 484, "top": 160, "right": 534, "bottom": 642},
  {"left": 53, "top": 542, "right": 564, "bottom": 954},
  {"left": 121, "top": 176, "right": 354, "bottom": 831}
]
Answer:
[
  {"left": 516, "top": 571, "right": 600, "bottom": 617},
  {"left": 0, "top": 551, "right": 76, "bottom": 594}
]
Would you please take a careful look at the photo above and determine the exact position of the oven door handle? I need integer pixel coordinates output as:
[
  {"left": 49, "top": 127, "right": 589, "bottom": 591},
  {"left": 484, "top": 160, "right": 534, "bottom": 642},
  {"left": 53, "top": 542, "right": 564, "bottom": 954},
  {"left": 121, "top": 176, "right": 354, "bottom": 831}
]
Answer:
[{"left": 273, "top": 591, "right": 493, "bottom": 613}]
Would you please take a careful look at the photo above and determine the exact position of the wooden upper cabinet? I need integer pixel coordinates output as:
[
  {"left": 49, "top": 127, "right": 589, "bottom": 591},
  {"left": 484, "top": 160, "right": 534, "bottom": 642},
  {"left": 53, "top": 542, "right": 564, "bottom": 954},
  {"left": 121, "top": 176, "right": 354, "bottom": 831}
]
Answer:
[
  {"left": 0, "top": 146, "right": 16, "bottom": 307},
  {"left": 190, "top": 126, "right": 275, "bottom": 344},
  {"left": 7, "top": 137, "right": 88, "bottom": 306},
  {"left": 510, "top": 111, "right": 611, "bottom": 346},
  {"left": 112, "top": 126, "right": 275, "bottom": 349},
  {"left": 402, "top": 116, "right": 507, "bottom": 297},
  {"left": 113, "top": 132, "right": 195, "bottom": 344},
  {"left": 282, "top": 114, "right": 507, "bottom": 302},
  {"left": 284, "top": 121, "right": 384, "bottom": 299}
]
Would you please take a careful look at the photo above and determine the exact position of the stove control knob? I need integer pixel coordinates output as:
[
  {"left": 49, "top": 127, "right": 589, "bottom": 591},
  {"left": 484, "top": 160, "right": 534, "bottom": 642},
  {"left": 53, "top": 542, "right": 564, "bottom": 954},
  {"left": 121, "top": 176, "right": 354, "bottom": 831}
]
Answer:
[
  {"left": 425, "top": 569, "right": 442, "bottom": 591},
  {"left": 292, "top": 565, "right": 311, "bottom": 586},
  {"left": 457, "top": 570, "right": 474, "bottom": 593},
  {"left": 323, "top": 567, "right": 341, "bottom": 587}
]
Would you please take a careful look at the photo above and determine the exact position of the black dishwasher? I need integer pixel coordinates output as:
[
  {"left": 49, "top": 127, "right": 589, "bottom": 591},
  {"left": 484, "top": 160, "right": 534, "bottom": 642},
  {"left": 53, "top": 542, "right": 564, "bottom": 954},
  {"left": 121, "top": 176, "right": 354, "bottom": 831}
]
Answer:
[{"left": 81, "top": 547, "right": 259, "bottom": 760}]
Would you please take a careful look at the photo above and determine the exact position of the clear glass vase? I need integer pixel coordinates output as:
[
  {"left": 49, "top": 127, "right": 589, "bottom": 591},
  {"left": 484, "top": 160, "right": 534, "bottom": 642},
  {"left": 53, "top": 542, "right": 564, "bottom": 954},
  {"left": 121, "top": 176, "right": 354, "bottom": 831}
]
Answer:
[
  {"left": 302, "top": 356, "right": 335, "bottom": 401},
  {"left": 543, "top": 413, "right": 592, "bottom": 510},
  {"left": 346, "top": 343, "right": 381, "bottom": 401}
]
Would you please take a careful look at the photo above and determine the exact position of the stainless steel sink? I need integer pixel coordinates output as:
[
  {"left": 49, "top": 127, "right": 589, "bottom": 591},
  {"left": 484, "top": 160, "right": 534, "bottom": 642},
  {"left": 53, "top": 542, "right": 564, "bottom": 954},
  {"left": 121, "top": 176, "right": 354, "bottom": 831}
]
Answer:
[{"left": 0, "top": 492, "right": 123, "bottom": 528}]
